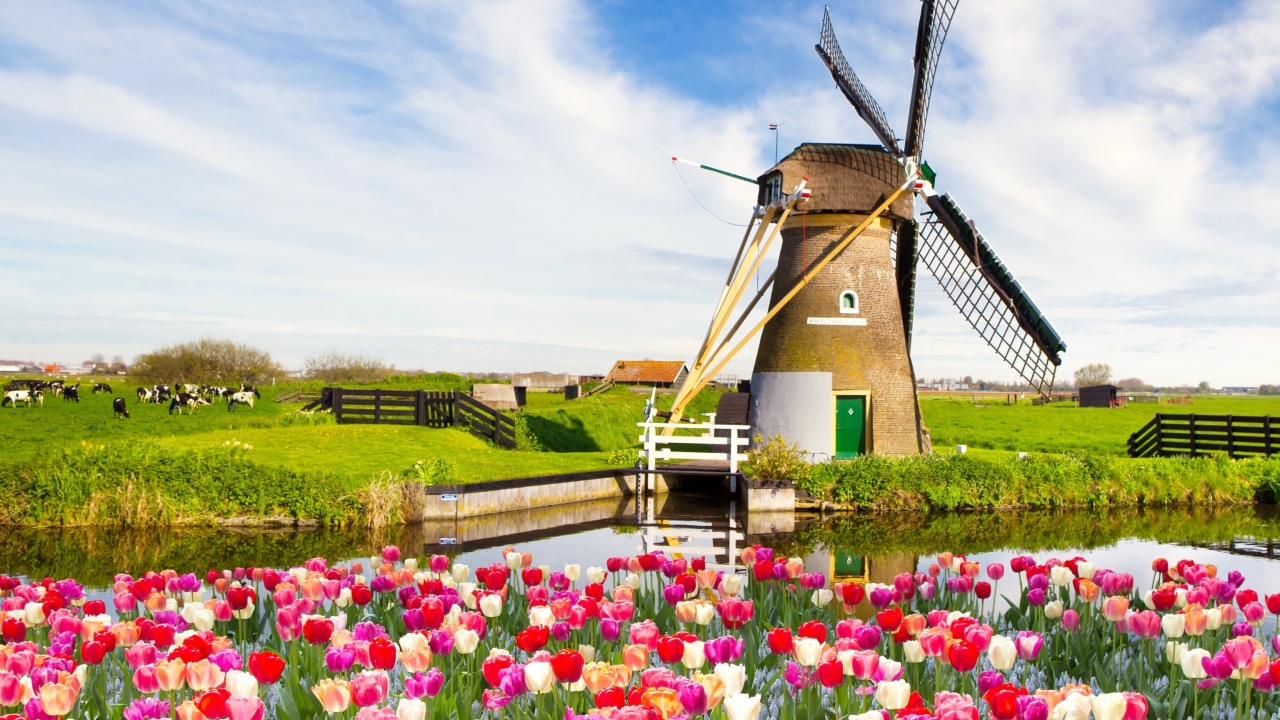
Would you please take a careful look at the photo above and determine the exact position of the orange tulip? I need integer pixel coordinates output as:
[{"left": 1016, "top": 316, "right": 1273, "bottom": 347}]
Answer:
[
  {"left": 1183, "top": 606, "right": 1207, "bottom": 636},
  {"left": 1204, "top": 564, "right": 1217, "bottom": 579},
  {"left": 79, "top": 617, "right": 109, "bottom": 643},
  {"left": 155, "top": 659, "right": 186, "bottom": 692},
  {"left": 783, "top": 558, "right": 804, "bottom": 580},
  {"left": 39, "top": 680, "right": 78, "bottom": 716},
  {"left": 400, "top": 646, "right": 433, "bottom": 674},
  {"left": 174, "top": 701, "right": 207, "bottom": 720},
  {"left": 311, "top": 678, "right": 353, "bottom": 713},
  {"left": 1101, "top": 596, "right": 1130, "bottom": 623},
  {"left": 184, "top": 659, "right": 225, "bottom": 693},
  {"left": 622, "top": 644, "right": 649, "bottom": 672},
  {"left": 902, "top": 614, "right": 927, "bottom": 637},
  {"left": 612, "top": 586, "right": 634, "bottom": 603},
  {"left": 110, "top": 621, "right": 141, "bottom": 648},
  {"left": 208, "top": 636, "right": 233, "bottom": 654},
  {"left": 696, "top": 569, "right": 718, "bottom": 590},
  {"left": 641, "top": 687, "right": 683, "bottom": 720},
  {"left": 674, "top": 602, "right": 697, "bottom": 624},
  {"left": 693, "top": 671, "right": 727, "bottom": 710},
  {"left": 582, "top": 662, "right": 622, "bottom": 694},
  {"left": 1076, "top": 579, "right": 1100, "bottom": 603},
  {"left": 143, "top": 592, "right": 169, "bottom": 614},
  {"left": 300, "top": 579, "right": 325, "bottom": 603}
]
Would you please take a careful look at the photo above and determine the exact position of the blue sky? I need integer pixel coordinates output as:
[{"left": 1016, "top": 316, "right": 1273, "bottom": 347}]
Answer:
[{"left": 1, "top": 0, "right": 1279, "bottom": 387}]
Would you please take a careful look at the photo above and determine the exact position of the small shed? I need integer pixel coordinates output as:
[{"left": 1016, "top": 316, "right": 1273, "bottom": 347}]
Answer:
[
  {"left": 512, "top": 372, "right": 578, "bottom": 391},
  {"left": 1079, "top": 384, "right": 1122, "bottom": 408},
  {"left": 604, "top": 360, "right": 689, "bottom": 388},
  {"left": 472, "top": 384, "right": 522, "bottom": 410}
]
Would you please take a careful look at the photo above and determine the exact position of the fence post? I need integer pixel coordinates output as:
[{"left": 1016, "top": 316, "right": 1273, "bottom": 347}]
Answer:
[
  {"left": 729, "top": 427, "right": 739, "bottom": 494},
  {"left": 416, "top": 390, "right": 425, "bottom": 427},
  {"left": 1267, "top": 416, "right": 1274, "bottom": 458},
  {"left": 333, "top": 388, "right": 343, "bottom": 423},
  {"left": 1226, "top": 414, "right": 1234, "bottom": 458},
  {"left": 452, "top": 391, "right": 461, "bottom": 427},
  {"left": 1155, "top": 413, "right": 1163, "bottom": 456},
  {"left": 1189, "top": 414, "right": 1196, "bottom": 456}
]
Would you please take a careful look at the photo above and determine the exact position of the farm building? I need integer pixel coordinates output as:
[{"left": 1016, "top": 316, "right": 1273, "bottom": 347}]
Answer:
[
  {"left": 605, "top": 360, "right": 688, "bottom": 388},
  {"left": 1079, "top": 384, "right": 1122, "bottom": 408},
  {"left": 512, "top": 372, "right": 577, "bottom": 391}
]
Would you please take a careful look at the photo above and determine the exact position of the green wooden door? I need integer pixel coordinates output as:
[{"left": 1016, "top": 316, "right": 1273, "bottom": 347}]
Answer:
[{"left": 835, "top": 395, "right": 866, "bottom": 459}]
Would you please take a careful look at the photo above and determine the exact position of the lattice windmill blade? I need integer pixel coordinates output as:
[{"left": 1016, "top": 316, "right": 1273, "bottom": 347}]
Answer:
[
  {"left": 815, "top": 7, "right": 902, "bottom": 155},
  {"left": 903, "top": 0, "right": 959, "bottom": 160},
  {"left": 917, "top": 192, "right": 1066, "bottom": 395}
]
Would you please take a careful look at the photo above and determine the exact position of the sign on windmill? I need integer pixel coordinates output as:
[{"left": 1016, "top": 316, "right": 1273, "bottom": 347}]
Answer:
[{"left": 662, "top": 2, "right": 1067, "bottom": 462}]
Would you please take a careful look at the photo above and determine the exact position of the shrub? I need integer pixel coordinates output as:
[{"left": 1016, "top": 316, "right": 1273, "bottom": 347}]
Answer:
[
  {"left": 743, "top": 434, "right": 810, "bottom": 481},
  {"left": 406, "top": 458, "right": 460, "bottom": 486},
  {"left": 130, "top": 338, "right": 282, "bottom": 384},
  {"left": 303, "top": 352, "right": 390, "bottom": 384}
]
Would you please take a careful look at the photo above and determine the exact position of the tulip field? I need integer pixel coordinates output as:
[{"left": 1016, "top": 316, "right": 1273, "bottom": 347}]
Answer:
[{"left": 3, "top": 539, "right": 1280, "bottom": 720}]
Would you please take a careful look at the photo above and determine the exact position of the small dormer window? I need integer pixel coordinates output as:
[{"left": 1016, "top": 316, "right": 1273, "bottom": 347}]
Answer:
[{"left": 839, "top": 291, "right": 859, "bottom": 314}]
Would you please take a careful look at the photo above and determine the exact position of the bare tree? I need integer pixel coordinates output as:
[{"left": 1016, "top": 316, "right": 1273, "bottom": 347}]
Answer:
[
  {"left": 1073, "top": 363, "right": 1113, "bottom": 388},
  {"left": 1115, "top": 377, "right": 1149, "bottom": 391},
  {"left": 303, "top": 352, "right": 389, "bottom": 384}
]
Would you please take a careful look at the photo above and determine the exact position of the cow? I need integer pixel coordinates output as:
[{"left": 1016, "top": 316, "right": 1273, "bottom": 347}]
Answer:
[
  {"left": 3, "top": 390, "right": 41, "bottom": 407},
  {"left": 137, "top": 387, "right": 153, "bottom": 403},
  {"left": 240, "top": 384, "right": 261, "bottom": 399},
  {"left": 179, "top": 383, "right": 200, "bottom": 394},
  {"left": 169, "top": 393, "right": 210, "bottom": 415},
  {"left": 228, "top": 391, "right": 256, "bottom": 411},
  {"left": 113, "top": 397, "right": 130, "bottom": 419},
  {"left": 92, "top": 383, "right": 112, "bottom": 394},
  {"left": 62, "top": 385, "right": 80, "bottom": 403}
]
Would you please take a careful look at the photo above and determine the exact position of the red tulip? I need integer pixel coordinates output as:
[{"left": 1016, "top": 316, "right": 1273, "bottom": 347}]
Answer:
[
  {"left": 798, "top": 620, "right": 827, "bottom": 643},
  {"left": 483, "top": 569, "right": 508, "bottom": 591},
  {"left": 876, "top": 607, "right": 903, "bottom": 633},
  {"left": 150, "top": 624, "right": 175, "bottom": 648},
  {"left": 817, "top": 659, "right": 843, "bottom": 688},
  {"left": 1, "top": 618, "right": 25, "bottom": 644},
  {"left": 947, "top": 639, "right": 980, "bottom": 672},
  {"left": 551, "top": 649, "right": 585, "bottom": 683},
  {"left": 656, "top": 636, "right": 685, "bottom": 664},
  {"left": 197, "top": 688, "right": 231, "bottom": 719},
  {"left": 227, "top": 586, "right": 255, "bottom": 611},
  {"left": 368, "top": 636, "right": 397, "bottom": 670},
  {"left": 606, "top": 557, "right": 624, "bottom": 573},
  {"left": 522, "top": 568, "right": 544, "bottom": 586},
  {"left": 516, "top": 626, "right": 549, "bottom": 653},
  {"left": 837, "top": 583, "right": 865, "bottom": 606},
  {"left": 982, "top": 683, "right": 1027, "bottom": 720},
  {"left": 421, "top": 598, "right": 445, "bottom": 630},
  {"left": 596, "top": 686, "right": 626, "bottom": 708},
  {"left": 248, "top": 651, "right": 285, "bottom": 684},
  {"left": 690, "top": 557, "right": 706, "bottom": 572},
  {"left": 753, "top": 561, "right": 773, "bottom": 582},
  {"left": 1267, "top": 594, "right": 1280, "bottom": 616},
  {"left": 584, "top": 583, "right": 605, "bottom": 602},
  {"left": 302, "top": 618, "right": 334, "bottom": 645},
  {"left": 767, "top": 627, "right": 794, "bottom": 654},
  {"left": 1236, "top": 589, "right": 1259, "bottom": 610},
  {"left": 81, "top": 641, "right": 106, "bottom": 665},
  {"left": 1150, "top": 586, "right": 1177, "bottom": 612},
  {"left": 83, "top": 600, "right": 106, "bottom": 616},
  {"left": 975, "top": 582, "right": 992, "bottom": 600},
  {"left": 350, "top": 584, "right": 372, "bottom": 606},
  {"left": 184, "top": 634, "right": 212, "bottom": 658},
  {"left": 483, "top": 653, "right": 514, "bottom": 687},
  {"left": 638, "top": 554, "right": 662, "bottom": 572},
  {"left": 93, "top": 630, "right": 117, "bottom": 653}
]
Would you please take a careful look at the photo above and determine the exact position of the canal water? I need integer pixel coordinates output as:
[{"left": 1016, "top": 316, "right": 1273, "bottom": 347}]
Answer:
[{"left": 5, "top": 495, "right": 1280, "bottom": 594}]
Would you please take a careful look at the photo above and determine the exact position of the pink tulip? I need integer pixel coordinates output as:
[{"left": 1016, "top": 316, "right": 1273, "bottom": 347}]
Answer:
[
  {"left": 1062, "top": 610, "right": 1081, "bottom": 631},
  {"left": 350, "top": 670, "right": 389, "bottom": 707},
  {"left": 226, "top": 696, "right": 265, "bottom": 720},
  {"left": 1129, "top": 611, "right": 1161, "bottom": 640},
  {"left": 986, "top": 563, "right": 1005, "bottom": 581},
  {"left": 849, "top": 650, "right": 879, "bottom": 681}
]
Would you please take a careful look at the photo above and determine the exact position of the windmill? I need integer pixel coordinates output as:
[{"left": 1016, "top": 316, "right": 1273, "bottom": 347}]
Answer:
[{"left": 664, "top": 2, "right": 1066, "bottom": 459}]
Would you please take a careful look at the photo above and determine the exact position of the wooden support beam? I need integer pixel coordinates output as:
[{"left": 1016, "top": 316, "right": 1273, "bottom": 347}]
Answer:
[{"left": 666, "top": 180, "right": 913, "bottom": 429}]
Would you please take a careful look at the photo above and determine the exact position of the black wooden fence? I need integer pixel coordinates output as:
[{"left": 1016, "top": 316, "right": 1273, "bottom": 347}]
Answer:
[
  {"left": 319, "top": 388, "right": 516, "bottom": 448},
  {"left": 1128, "top": 413, "right": 1278, "bottom": 458}
]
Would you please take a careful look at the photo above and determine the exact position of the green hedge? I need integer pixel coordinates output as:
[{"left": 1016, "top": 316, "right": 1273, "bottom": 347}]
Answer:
[
  {"left": 0, "top": 442, "right": 361, "bottom": 527},
  {"left": 796, "top": 453, "right": 1280, "bottom": 511}
]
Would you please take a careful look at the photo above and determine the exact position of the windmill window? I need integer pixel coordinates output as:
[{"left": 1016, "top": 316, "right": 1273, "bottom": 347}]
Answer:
[{"left": 839, "top": 291, "right": 859, "bottom": 314}]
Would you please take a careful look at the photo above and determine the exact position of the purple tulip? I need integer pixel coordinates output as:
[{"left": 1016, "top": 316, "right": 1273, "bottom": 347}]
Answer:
[
  {"left": 370, "top": 575, "right": 395, "bottom": 593},
  {"left": 853, "top": 624, "right": 882, "bottom": 650},
  {"left": 600, "top": 618, "right": 621, "bottom": 642},
  {"left": 428, "top": 629, "right": 454, "bottom": 655},
  {"left": 868, "top": 587, "right": 894, "bottom": 609},
  {"left": 677, "top": 680, "right": 709, "bottom": 715},
  {"left": 24, "top": 697, "right": 55, "bottom": 720},
  {"left": 978, "top": 670, "right": 1004, "bottom": 696},
  {"left": 498, "top": 665, "right": 525, "bottom": 697},
  {"left": 403, "top": 608, "right": 426, "bottom": 632},
  {"left": 771, "top": 563, "right": 788, "bottom": 581},
  {"left": 1233, "top": 622, "right": 1254, "bottom": 637},
  {"left": 756, "top": 548, "right": 774, "bottom": 563},
  {"left": 1228, "top": 570, "right": 1246, "bottom": 588},
  {"left": 325, "top": 647, "right": 355, "bottom": 672},
  {"left": 551, "top": 621, "right": 571, "bottom": 642},
  {"left": 353, "top": 621, "right": 388, "bottom": 642},
  {"left": 1028, "top": 574, "right": 1049, "bottom": 592},
  {"left": 122, "top": 697, "right": 171, "bottom": 720},
  {"left": 397, "top": 586, "right": 418, "bottom": 607},
  {"left": 1203, "top": 652, "right": 1234, "bottom": 679},
  {"left": 208, "top": 649, "right": 242, "bottom": 672},
  {"left": 1015, "top": 695, "right": 1049, "bottom": 720},
  {"left": 704, "top": 636, "right": 745, "bottom": 664},
  {"left": 1062, "top": 609, "right": 1080, "bottom": 630},
  {"left": 1015, "top": 630, "right": 1044, "bottom": 660},
  {"left": 1027, "top": 588, "right": 1046, "bottom": 607},
  {"left": 662, "top": 584, "right": 685, "bottom": 607}
]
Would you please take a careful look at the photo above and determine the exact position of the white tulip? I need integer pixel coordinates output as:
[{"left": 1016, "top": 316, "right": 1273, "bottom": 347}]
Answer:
[
  {"left": 335, "top": 588, "right": 352, "bottom": 608},
  {"left": 694, "top": 603, "right": 715, "bottom": 626},
  {"left": 399, "top": 632, "right": 429, "bottom": 653},
  {"left": 811, "top": 589, "right": 834, "bottom": 608},
  {"left": 479, "top": 594, "right": 503, "bottom": 618},
  {"left": 626, "top": 573, "right": 641, "bottom": 590},
  {"left": 578, "top": 645, "right": 596, "bottom": 664},
  {"left": 451, "top": 564, "right": 469, "bottom": 583},
  {"left": 529, "top": 605, "right": 554, "bottom": 628},
  {"left": 453, "top": 628, "right": 479, "bottom": 655},
  {"left": 1181, "top": 648, "right": 1210, "bottom": 679},
  {"left": 1165, "top": 641, "right": 1187, "bottom": 665},
  {"left": 838, "top": 649, "right": 856, "bottom": 675},
  {"left": 396, "top": 698, "right": 426, "bottom": 720},
  {"left": 587, "top": 567, "right": 606, "bottom": 584},
  {"left": 720, "top": 575, "right": 742, "bottom": 596},
  {"left": 1050, "top": 566, "right": 1074, "bottom": 588},
  {"left": 874, "top": 680, "right": 911, "bottom": 710},
  {"left": 1162, "top": 613, "right": 1185, "bottom": 638},
  {"left": 714, "top": 664, "right": 746, "bottom": 697},
  {"left": 793, "top": 637, "right": 822, "bottom": 667},
  {"left": 1052, "top": 693, "right": 1093, "bottom": 720},
  {"left": 564, "top": 564, "right": 581, "bottom": 583},
  {"left": 1091, "top": 693, "right": 1128, "bottom": 720},
  {"left": 987, "top": 635, "right": 1016, "bottom": 671},
  {"left": 524, "top": 661, "right": 554, "bottom": 694},
  {"left": 902, "top": 640, "right": 925, "bottom": 664},
  {"left": 403, "top": 558, "right": 418, "bottom": 571},
  {"left": 224, "top": 670, "right": 258, "bottom": 698},
  {"left": 1205, "top": 608, "right": 1223, "bottom": 631},
  {"left": 682, "top": 640, "right": 706, "bottom": 669},
  {"left": 1076, "top": 562, "right": 1095, "bottom": 580},
  {"left": 722, "top": 693, "right": 761, "bottom": 720},
  {"left": 505, "top": 552, "right": 523, "bottom": 571}
]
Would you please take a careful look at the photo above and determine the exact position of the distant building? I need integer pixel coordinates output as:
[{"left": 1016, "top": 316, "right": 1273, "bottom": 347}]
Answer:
[
  {"left": 512, "top": 372, "right": 577, "bottom": 391},
  {"left": 1222, "top": 386, "right": 1256, "bottom": 395},
  {"left": 0, "top": 365, "right": 21, "bottom": 373},
  {"left": 605, "top": 360, "right": 689, "bottom": 388},
  {"left": 1079, "top": 384, "right": 1122, "bottom": 408}
]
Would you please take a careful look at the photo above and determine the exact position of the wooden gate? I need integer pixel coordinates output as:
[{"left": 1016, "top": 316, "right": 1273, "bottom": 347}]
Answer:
[
  {"left": 1129, "top": 413, "right": 1278, "bottom": 458},
  {"left": 456, "top": 392, "right": 517, "bottom": 448},
  {"left": 322, "top": 388, "right": 516, "bottom": 448}
]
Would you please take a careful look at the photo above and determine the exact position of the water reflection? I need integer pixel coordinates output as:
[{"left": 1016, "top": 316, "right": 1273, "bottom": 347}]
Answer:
[{"left": 4, "top": 496, "right": 1280, "bottom": 591}]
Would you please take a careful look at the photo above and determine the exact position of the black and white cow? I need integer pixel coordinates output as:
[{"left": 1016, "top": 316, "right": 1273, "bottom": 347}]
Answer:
[
  {"left": 240, "top": 384, "right": 261, "bottom": 399},
  {"left": 137, "top": 387, "right": 153, "bottom": 403},
  {"left": 113, "top": 397, "right": 130, "bottom": 419},
  {"left": 62, "top": 384, "right": 80, "bottom": 403},
  {"left": 3, "top": 390, "right": 42, "bottom": 407},
  {"left": 227, "top": 391, "right": 256, "bottom": 411},
  {"left": 92, "top": 383, "right": 112, "bottom": 394},
  {"left": 169, "top": 393, "right": 210, "bottom": 415}
]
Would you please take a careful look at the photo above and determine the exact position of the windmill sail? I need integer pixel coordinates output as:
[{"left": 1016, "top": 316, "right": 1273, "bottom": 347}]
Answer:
[
  {"left": 815, "top": 8, "right": 902, "bottom": 155},
  {"left": 903, "top": 0, "right": 959, "bottom": 159},
  {"left": 918, "top": 193, "right": 1066, "bottom": 395}
]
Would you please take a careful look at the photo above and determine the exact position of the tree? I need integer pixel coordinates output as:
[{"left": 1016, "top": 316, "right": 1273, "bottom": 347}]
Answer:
[
  {"left": 303, "top": 352, "right": 389, "bottom": 384},
  {"left": 130, "top": 338, "right": 282, "bottom": 384},
  {"left": 1073, "top": 363, "right": 1112, "bottom": 388},
  {"left": 1115, "top": 377, "right": 1148, "bottom": 391},
  {"left": 1198, "top": 381, "right": 1212, "bottom": 394},
  {"left": 1260, "top": 384, "right": 1280, "bottom": 396}
]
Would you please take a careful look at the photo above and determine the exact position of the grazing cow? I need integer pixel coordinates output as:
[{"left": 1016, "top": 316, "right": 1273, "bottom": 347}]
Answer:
[
  {"left": 92, "top": 383, "right": 112, "bottom": 394},
  {"left": 63, "top": 385, "right": 80, "bottom": 403},
  {"left": 169, "top": 393, "right": 210, "bottom": 415},
  {"left": 137, "top": 387, "right": 153, "bottom": 403},
  {"left": 179, "top": 383, "right": 199, "bottom": 394},
  {"left": 3, "top": 390, "right": 31, "bottom": 407},
  {"left": 240, "top": 384, "right": 261, "bottom": 399},
  {"left": 228, "top": 391, "right": 256, "bottom": 411},
  {"left": 113, "top": 397, "right": 130, "bottom": 419}
]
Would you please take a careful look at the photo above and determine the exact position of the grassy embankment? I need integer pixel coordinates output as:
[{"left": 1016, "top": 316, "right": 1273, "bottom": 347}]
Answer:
[
  {"left": 788, "top": 394, "right": 1280, "bottom": 511},
  {"left": 0, "top": 376, "right": 718, "bottom": 527}
]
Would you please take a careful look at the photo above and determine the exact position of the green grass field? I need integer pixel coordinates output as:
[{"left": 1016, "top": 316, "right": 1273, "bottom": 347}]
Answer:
[{"left": 920, "top": 394, "right": 1280, "bottom": 456}]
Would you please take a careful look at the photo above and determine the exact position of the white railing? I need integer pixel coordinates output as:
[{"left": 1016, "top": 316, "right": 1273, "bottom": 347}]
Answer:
[{"left": 637, "top": 418, "right": 751, "bottom": 473}]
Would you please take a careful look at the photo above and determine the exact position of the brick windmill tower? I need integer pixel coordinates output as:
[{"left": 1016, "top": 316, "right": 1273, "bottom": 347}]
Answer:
[{"left": 665, "top": 3, "right": 1066, "bottom": 460}]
